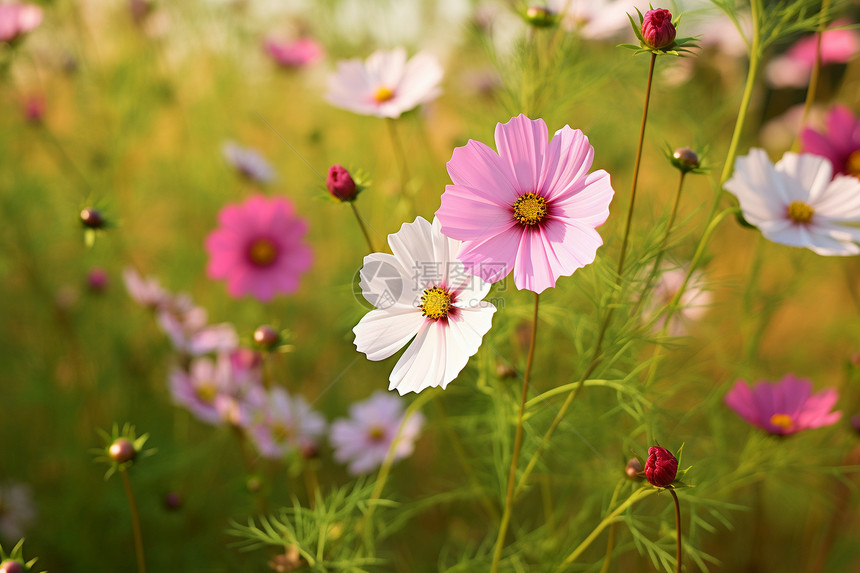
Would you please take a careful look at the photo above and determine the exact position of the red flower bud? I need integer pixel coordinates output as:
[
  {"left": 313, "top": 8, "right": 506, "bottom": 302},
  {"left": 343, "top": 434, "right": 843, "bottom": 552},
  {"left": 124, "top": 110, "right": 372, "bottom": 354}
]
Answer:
[
  {"left": 641, "top": 9, "right": 676, "bottom": 50},
  {"left": 644, "top": 446, "right": 678, "bottom": 487},
  {"left": 0, "top": 560, "right": 24, "bottom": 573},
  {"left": 326, "top": 164, "right": 357, "bottom": 201},
  {"left": 253, "top": 324, "right": 280, "bottom": 349},
  {"left": 625, "top": 457, "right": 644, "bottom": 480},
  {"left": 109, "top": 438, "right": 137, "bottom": 464}
]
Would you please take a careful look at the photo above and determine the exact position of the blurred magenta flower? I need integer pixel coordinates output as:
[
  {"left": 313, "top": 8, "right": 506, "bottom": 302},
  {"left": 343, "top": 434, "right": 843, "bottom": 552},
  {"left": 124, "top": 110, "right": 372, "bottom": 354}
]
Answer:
[
  {"left": 766, "top": 22, "right": 858, "bottom": 88},
  {"left": 644, "top": 446, "right": 678, "bottom": 487},
  {"left": 724, "top": 149, "right": 860, "bottom": 255},
  {"left": 87, "top": 267, "right": 109, "bottom": 293},
  {"left": 250, "top": 387, "right": 327, "bottom": 459},
  {"left": 169, "top": 350, "right": 265, "bottom": 427},
  {"left": 724, "top": 375, "right": 842, "bottom": 435},
  {"left": 801, "top": 105, "right": 860, "bottom": 179},
  {"left": 326, "top": 47, "right": 442, "bottom": 119},
  {"left": 22, "top": 94, "right": 44, "bottom": 123},
  {"left": 353, "top": 217, "right": 496, "bottom": 394},
  {"left": 205, "top": 194, "right": 313, "bottom": 301},
  {"left": 222, "top": 141, "right": 276, "bottom": 185},
  {"left": 0, "top": 3, "right": 42, "bottom": 44},
  {"left": 435, "top": 114, "right": 614, "bottom": 293},
  {"left": 641, "top": 8, "right": 676, "bottom": 50},
  {"left": 264, "top": 37, "right": 323, "bottom": 68},
  {"left": 330, "top": 391, "right": 424, "bottom": 475}
]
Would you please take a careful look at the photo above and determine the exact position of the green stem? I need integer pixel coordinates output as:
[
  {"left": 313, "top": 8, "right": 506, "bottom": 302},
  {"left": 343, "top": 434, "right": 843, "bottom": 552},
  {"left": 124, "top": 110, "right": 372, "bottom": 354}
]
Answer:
[
  {"left": 720, "top": 0, "right": 761, "bottom": 185},
  {"left": 617, "top": 51, "right": 657, "bottom": 277},
  {"left": 599, "top": 482, "right": 625, "bottom": 573},
  {"left": 386, "top": 118, "right": 411, "bottom": 193},
  {"left": 557, "top": 488, "right": 656, "bottom": 570},
  {"left": 795, "top": 0, "right": 830, "bottom": 146},
  {"left": 349, "top": 202, "right": 375, "bottom": 252},
  {"left": 120, "top": 469, "right": 147, "bottom": 573},
  {"left": 670, "top": 488, "right": 682, "bottom": 573},
  {"left": 490, "top": 292, "right": 540, "bottom": 573}
]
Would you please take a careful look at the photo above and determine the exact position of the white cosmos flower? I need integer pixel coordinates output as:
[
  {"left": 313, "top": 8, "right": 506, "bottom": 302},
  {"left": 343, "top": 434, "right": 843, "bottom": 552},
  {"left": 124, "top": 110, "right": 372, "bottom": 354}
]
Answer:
[
  {"left": 326, "top": 47, "right": 443, "bottom": 119},
  {"left": 725, "top": 149, "right": 860, "bottom": 256},
  {"left": 353, "top": 216, "right": 497, "bottom": 394}
]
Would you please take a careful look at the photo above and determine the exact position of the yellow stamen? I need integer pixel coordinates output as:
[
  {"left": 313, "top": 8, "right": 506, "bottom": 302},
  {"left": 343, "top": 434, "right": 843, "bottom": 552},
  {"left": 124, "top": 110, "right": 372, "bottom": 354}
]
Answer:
[
  {"left": 847, "top": 150, "right": 860, "bottom": 178},
  {"left": 367, "top": 426, "right": 386, "bottom": 442},
  {"left": 513, "top": 192, "right": 547, "bottom": 226},
  {"left": 420, "top": 286, "right": 451, "bottom": 320},
  {"left": 196, "top": 383, "right": 217, "bottom": 404},
  {"left": 770, "top": 413, "right": 793, "bottom": 430},
  {"left": 374, "top": 86, "right": 395, "bottom": 103},
  {"left": 248, "top": 238, "right": 278, "bottom": 267},
  {"left": 786, "top": 201, "right": 814, "bottom": 224},
  {"left": 272, "top": 424, "right": 293, "bottom": 442}
]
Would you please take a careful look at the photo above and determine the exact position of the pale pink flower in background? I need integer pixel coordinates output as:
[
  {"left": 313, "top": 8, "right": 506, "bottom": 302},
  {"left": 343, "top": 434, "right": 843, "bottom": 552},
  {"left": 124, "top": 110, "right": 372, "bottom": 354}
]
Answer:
[
  {"left": 353, "top": 216, "right": 496, "bottom": 394},
  {"left": 549, "top": 0, "right": 632, "bottom": 39},
  {"left": 205, "top": 194, "right": 313, "bottom": 301},
  {"left": 264, "top": 37, "right": 323, "bottom": 68},
  {"left": 158, "top": 307, "right": 238, "bottom": 356},
  {"left": 123, "top": 267, "right": 169, "bottom": 309},
  {"left": 330, "top": 391, "right": 424, "bottom": 475},
  {"left": 801, "top": 105, "right": 860, "bottom": 179},
  {"left": 645, "top": 266, "right": 711, "bottom": 336},
  {"left": 766, "top": 22, "right": 859, "bottom": 88},
  {"left": 725, "top": 149, "right": 860, "bottom": 255},
  {"left": 250, "top": 387, "right": 327, "bottom": 459},
  {"left": 0, "top": 2, "right": 42, "bottom": 43},
  {"left": 326, "top": 47, "right": 442, "bottom": 119},
  {"left": 759, "top": 104, "right": 825, "bottom": 153},
  {"left": 0, "top": 482, "right": 36, "bottom": 541},
  {"left": 724, "top": 375, "right": 841, "bottom": 435},
  {"left": 222, "top": 141, "right": 277, "bottom": 184},
  {"left": 436, "top": 114, "right": 614, "bottom": 293}
]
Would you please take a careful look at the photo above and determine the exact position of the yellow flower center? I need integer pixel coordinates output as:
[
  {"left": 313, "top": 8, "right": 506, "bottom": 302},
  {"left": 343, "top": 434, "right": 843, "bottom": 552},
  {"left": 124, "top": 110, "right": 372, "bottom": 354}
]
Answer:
[
  {"left": 786, "top": 201, "right": 814, "bottom": 224},
  {"left": 195, "top": 382, "right": 217, "bottom": 404},
  {"left": 847, "top": 149, "right": 860, "bottom": 178},
  {"left": 248, "top": 238, "right": 278, "bottom": 267},
  {"left": 420, "top": 286, "right": 451, "bottom": 320},
  {"left": 770, "top": 413, "right": 793, "bottom": 430},
  {"left": 367, "top": 426, "right": 386, "bottom": 442},
  {"left": 272, "top": 423, "right": 293, "bottom": 442},
  {"left": 374, "top": 86, "right": 395, "bottom": 103},
  {"left": 513, "top": 192, "right": 547, "bottom": 226}
]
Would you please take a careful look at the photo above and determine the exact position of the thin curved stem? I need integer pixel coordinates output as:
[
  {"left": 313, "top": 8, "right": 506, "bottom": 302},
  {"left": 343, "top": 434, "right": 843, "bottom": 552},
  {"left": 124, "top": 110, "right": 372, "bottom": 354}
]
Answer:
[
  {"left": 349, "top": 202, "right": 375, "bottom": 252},
  {"left": 617, "top": 51, "right": 657, "bottom": 277},
  {"left": 121, "top": 470, "right": 147, "bottom": 573},
  {"left": 386, "top": 118, "right": 411, "bottom": 192},
  {"left": 490, "top": 292, "right": 540, "bottom": 573},
  {"left": 670, "top": 488, "right": 683, "bottom": 573},
  {"left": 795, "top": 0, "right": 830, "bottom": 148}
]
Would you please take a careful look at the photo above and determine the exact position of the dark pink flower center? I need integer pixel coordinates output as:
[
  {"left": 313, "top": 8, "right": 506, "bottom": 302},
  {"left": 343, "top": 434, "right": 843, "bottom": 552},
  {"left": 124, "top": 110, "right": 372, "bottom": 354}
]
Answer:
[{"left": 247, "top": 238, "right": 279, "bottom": 267}]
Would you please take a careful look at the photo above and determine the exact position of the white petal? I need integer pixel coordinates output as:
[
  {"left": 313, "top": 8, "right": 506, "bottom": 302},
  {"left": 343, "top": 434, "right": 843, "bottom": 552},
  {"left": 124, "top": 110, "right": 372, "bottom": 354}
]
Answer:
[
  {"left": 725, "top": 149, "right": 789, "bottom": 224},
  {"left": 358, "top": 252, "right": 419, "bottom": 308},
  {"left": 354, "top": 307, "right": 424, "bottom": 361},
  {"left": 442, "top": 307, "right": 496, "bottom": 385},
  {"left": 775, "top": 152, "right": 832, "bottom": 202},
  {"left": 388, "top": 217, "right": 440, "bottom": 290},
  {"left": 812, "top": 175, "right": 860, "bottom": 221},
  {"left": 389, "top": 322, "right": 447, "bottom": 394}
]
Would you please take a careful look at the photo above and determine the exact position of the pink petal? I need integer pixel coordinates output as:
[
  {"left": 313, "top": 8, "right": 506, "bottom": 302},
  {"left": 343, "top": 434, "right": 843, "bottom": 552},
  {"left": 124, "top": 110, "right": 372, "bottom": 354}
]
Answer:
[
  {"left": 540, "top": 126, "right": 595, "bottom": 200},
  {"left": 494, "top": 114, "right": 548, "bottom": 194},
  {"left": 446, "top": 139, "right": 519, "bottom": 205}
]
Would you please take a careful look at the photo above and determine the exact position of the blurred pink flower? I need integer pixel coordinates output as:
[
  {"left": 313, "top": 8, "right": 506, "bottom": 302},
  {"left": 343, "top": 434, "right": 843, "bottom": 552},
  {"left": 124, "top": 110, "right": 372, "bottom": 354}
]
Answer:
[
  {"left": 169, "top": 350, "right": 265, "bottom": 427},
  {"left": 724, "top": 375, "right": 841, "bottom": 435},
  {"left": 645, "top": 266, "right": 711, "bottom": 336},
  {"left": 801, "top": 105, "right": 860, "bottom": 179},
  {"left": 123, "top": 267, "right": 169, "bottom": 309},
  {"left": 353, "top": 217, "right": 496, "bottom": 394},
  {"left": 725, "top": 149, "right": 860, "bottom": 255},
  {"left": 0, "top": 2, "right": 42, "bottom": 43},
  {"left": 766, "top": 22, "right": 859, "bottom": 88},
  {"left": 250, "top": 387, "right": 327, "bottom": 459},
  {"left": 264, "top": 37, "right": 323, "bottom": 68},
  {"left": 330, "top": 391, "right": 424, "bottom": 475},
  {"left": 326, "top": 47, "right": 442, "bottom": 119},
  {"left": 435, "top": 114, "right": 614, "bottom": 293},
  {"left": 551, "top": 0, "right": 632, "bottom": 39},
  {"left": 0, "top": 482, "right": 35, "bottom": 541},
  {"left": 222, "top": 141, "right": 276, "bottom": 184},
  {"left": 205, "top": 194, "right": 313, "bottom": 301},
  {"left": 23, "top": 94, "right": 44, "bottom": 123}
]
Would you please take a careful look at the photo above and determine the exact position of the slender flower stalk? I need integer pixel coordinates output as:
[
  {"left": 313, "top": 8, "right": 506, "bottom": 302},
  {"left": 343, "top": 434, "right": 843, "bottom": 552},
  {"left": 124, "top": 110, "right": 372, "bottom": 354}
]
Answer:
[
  {"left": 795, "top": 0, "right": 831, "bottom": 143},
  {"left": 490, "top": 292, "right": 540, "bottom": 573},
  {"left": 670, "top": 488, "right": 682, "bottom": 573},
  {"left": 387, "top": 118, "right": 411, "bottom": 192},
  {"left": 617, "top": 51, "right": 657, "bottom": 276},
  {"left": 557, "top": 488, "right": 657, "bottom": 570},
  {"left": 349, "top": 202, "right": 374, "bottom": 252},
  {"left": 120, "top": 469, "right": 147, "bottom": 573}
]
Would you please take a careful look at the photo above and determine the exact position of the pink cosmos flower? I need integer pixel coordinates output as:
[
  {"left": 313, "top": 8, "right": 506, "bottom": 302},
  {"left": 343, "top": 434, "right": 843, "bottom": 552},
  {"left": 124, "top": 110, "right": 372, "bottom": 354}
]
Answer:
[
  {"left": 264, "top": 37, "right": 323, "bottom": 68},
  {"left": 222, "top": 141, "right": 276, "bottom": 184},
  {"left": 0, "top": 3, "right": 42, "bottom": 43},
  {"left": 435, "top": 114, "right": 614, "bottom": 293},
  {"left": 250, "top": 387, "right": 327, "bottom": 459},
  {"left": 330, "top": 391, "right": 424, "bottom": 475},
  {"left": 205, "top": 194, "right": 313, "bottom": 301},
  {"left": 645, "top": 266, "right": 711, "bottom": 336},
  {"left": 724, "top": 375, "right": 842, "bottom": 435},
  {"left": 724, "top": 149, "right": 860, "bottom": 256},
  {"left": 766, "top": 22, "right": 859, "bottom": 88},
  {"left": 641, "top": 8, "right": 676, "bottom": 50},
  {"left": 801, "top": 105, "right": 860, "bottom": 179},
  {"left": 326, "top": 47, "right": 443, "bottom": 119},
  {"left": 123, "top": 267, "right": 169, "bottom": 309}
]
